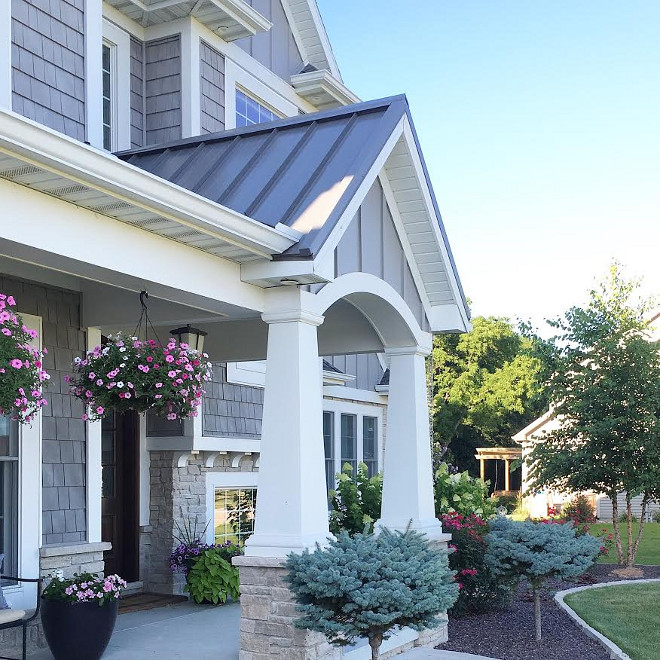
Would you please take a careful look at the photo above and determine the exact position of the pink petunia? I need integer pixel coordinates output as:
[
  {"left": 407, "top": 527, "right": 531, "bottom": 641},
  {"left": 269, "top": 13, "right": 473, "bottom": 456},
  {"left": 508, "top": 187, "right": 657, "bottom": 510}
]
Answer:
[
  {"left": 1, "top": 328, "right": 11, "bottom": 336},
  {"left": 168, "top": 370, "right": 177, "bottom": 378},
  {"left": 10, "top": 359, "right": 22, "bottom": 369},
  {"left": 6, "top": 296, "right": 15, "bottom": 306}
]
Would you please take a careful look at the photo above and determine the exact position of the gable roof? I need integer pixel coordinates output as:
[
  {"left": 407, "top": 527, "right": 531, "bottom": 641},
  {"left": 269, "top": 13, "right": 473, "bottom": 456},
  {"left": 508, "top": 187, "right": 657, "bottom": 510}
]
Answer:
[{"left": 117, "top": 95, "right": 469, "bottom": 324}]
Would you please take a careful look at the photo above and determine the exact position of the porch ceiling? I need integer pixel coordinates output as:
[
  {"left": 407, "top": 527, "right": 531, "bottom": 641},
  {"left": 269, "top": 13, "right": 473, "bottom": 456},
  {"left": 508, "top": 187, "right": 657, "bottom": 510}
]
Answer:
[{"left": 0, "top": 111, "right": 298, "bottom": 264}]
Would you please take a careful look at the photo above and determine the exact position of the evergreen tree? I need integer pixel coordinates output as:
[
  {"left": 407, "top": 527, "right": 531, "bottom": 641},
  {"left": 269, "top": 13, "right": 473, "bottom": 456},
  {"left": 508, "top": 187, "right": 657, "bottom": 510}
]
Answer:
[{"left": 285, "top": 529, "right": 458, "bottom": 659}]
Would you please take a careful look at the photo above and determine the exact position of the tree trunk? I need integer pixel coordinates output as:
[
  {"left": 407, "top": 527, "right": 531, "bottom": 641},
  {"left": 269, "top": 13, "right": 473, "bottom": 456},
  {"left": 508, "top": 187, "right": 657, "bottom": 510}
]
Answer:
[
  {"left": 533, "top": 586, "right": 542, "bottom": 642},
  {"left": 626, "top": 495, "right": 634, "bottom": 568},
  {"left": 611, "top": 495, "right": 624, "bottom": 564},
  {"left": 369, "top": 633, "right": 383, "bottom": 660},
  {"left": 630, "top": 495, "right": 649, "bottom": 567}
]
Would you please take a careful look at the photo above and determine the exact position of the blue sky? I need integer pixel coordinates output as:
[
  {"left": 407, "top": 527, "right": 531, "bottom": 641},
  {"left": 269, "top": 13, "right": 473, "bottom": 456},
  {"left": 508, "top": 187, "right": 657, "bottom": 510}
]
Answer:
[{"left": 317, "top": 0, "right": 660, "bottom": 328}]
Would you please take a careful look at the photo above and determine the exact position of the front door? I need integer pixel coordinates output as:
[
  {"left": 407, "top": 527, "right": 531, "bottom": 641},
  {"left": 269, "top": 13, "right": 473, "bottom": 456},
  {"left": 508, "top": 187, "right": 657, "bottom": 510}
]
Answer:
[{"left": 101, "top": 411, "right": 139, "bottom": 582}]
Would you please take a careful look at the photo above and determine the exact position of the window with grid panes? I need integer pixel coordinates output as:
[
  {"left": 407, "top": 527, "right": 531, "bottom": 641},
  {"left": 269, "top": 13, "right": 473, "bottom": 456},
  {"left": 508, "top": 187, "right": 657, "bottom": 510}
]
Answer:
[
  {"left": 214, "top": 487, "right": 257, "bottom": 545},
  {"left": 235, "top": 89, "right": 279, "bottom": 127}
]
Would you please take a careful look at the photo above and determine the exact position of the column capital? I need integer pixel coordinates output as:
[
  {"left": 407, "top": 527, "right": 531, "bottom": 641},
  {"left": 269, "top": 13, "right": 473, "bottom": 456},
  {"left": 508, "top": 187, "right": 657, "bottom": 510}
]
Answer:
[
  {"left": 261, "top": 309, "right": 325, "bottom": 327},
  {"left": 384, "top": 345, "right": 431, "bottom": 358}
]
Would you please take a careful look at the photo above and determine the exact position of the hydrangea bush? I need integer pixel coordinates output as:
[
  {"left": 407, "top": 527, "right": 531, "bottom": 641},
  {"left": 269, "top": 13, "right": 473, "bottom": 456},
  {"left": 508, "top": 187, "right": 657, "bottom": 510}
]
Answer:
[
  {"left": 68, "top": 333, "right": 212, "bottom": 421},
  {"left": 43, "top": 571, "right": 127, "bottom": 606},
  {"left": 0, "top": 293, "right": 49, "bottom": 423},
  {"left": 329, "top": 462, "right": 383, "bottom": 536},
  {"left": 285, "top": 528, "right": 458, "bottom": 660},
  {"left": 441, "top": 511, "right": 512, "bottom": 616},
  {"left": 434, "top": 462, "right": 497, "bottom": 518}
]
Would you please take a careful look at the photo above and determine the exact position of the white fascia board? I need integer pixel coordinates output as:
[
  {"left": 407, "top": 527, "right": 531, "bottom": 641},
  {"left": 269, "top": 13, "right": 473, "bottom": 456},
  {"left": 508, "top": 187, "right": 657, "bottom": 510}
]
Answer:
[
  {"left": 512, "top": 409, "right": 555, "bottom": 444},
  {"left": 323, "top": 385, "right": 387, "bottom": 405},
  {"left": 240, "top": 257, "right": 333, "bottom": 287},
  {"left": 313, "top": 117, "right": 405, "bottom": 267},
  {"left": 290, "top": 69, "right": 360, "bottom": 107},
  {"left": 401, "top": 117, "right": 471, "bottom": 332},
  {"left": 297, "top": 0, "right": 341, "bottom": 80},
  {"left": 428, "top": 304, "right": 473, "bottom": 334},
  {"left": 0, "top": 109, "right": 296, "bottom": 256},
  {"left": 197, "top": 436, "right": 261, "bottom": 453}
]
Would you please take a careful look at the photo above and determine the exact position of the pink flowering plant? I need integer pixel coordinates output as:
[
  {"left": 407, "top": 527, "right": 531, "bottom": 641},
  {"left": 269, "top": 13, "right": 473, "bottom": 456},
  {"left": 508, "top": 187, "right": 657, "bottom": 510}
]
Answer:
[
  {"left": 0, "top": 293, "right": 49, "bottom": 423},
  {"left": 42, "top": 571, "right": 127, "bottom": 606},
  {"left": 68, "top": 333, "right": 212, "bottom": 421}
]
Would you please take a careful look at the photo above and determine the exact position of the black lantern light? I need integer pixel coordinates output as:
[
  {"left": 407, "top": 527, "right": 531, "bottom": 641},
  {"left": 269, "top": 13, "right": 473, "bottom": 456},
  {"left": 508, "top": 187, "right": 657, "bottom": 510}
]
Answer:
[{"left": 170, "top": 324, "right": 208, "bottom": 352}]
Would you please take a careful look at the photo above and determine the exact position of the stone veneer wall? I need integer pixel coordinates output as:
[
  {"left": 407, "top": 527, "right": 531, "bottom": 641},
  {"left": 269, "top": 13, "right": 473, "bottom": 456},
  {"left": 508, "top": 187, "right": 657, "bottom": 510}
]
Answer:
[{"left": 141, "top": 451, "right": 257, "bottom": 594}]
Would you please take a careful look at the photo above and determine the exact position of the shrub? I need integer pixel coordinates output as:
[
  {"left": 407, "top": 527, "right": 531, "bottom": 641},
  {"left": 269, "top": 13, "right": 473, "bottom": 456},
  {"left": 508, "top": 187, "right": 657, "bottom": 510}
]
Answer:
[
  {"left": 485, "top": 516, "right": 601, "bottom": 640},
  {"left": 618, "top": 512, "right": 639, "bottom": 523},
  {"left": 434, "top": 463, "right": 497, "bottom": 518},
  {"left": 285, "top": 528, "right": 458, "bottom": 659},
  {"left": 493, "top": 493, "right": 520, "bottom": 514},
  {"left": 561, "top": 495, "right": 596, "bottom": 524},
  {"left": 329, "top": 462, "right": 382, "bottom": 536},
  {"left": 184, "top": 546, "right": 241, "bottom": 605},
  {"left": 441, "top": 512, "right": 512, "bottom": 616},
  {"left": 652, "top": 510, "right": 660, "bottom": 523}
]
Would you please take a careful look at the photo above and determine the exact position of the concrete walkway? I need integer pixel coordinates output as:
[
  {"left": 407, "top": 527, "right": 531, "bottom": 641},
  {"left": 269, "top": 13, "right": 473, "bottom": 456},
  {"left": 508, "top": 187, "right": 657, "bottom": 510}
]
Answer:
[{"left": 29, "top": 601, "right": 497, "bottom": 660}]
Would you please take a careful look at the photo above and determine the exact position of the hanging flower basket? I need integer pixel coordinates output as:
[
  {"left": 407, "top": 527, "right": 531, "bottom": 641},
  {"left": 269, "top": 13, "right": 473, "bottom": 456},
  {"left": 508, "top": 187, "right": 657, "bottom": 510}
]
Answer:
[
  {"left": 69, "top": 333, "right": 212, "bottom": 421},
  {"left": 0, "top": 293, "right": 49, "bottom": 423}
]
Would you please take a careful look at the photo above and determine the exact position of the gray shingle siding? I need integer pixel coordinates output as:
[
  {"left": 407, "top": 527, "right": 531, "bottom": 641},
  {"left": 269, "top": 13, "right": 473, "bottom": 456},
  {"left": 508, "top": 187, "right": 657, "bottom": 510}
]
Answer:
[
  {"left": 236, "top": 0, "right": 303, "bottom": 79},
  {"left": 203, "top": 364, "right": 263, "bottom": 438},
  {"left": 1, "top": 275, "right": 87, "bottom": 546},
  {"left": 145, "top": 35, "right": 181, "bottom": 145},
  {"left": 11, "top": 0, "right": 85, "bottom": 141},
  {"left": 200, "top": 40, "right": 225, "bottom": 134},
  {"left": 130, "top": 36, "right": 145, "bottom": 148}
]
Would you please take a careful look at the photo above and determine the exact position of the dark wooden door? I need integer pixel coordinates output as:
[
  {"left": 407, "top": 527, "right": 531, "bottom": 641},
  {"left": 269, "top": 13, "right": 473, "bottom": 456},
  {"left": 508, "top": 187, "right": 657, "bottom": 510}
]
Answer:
[{"left": 101, "top": 411, "right": 139, "bottom": 582}]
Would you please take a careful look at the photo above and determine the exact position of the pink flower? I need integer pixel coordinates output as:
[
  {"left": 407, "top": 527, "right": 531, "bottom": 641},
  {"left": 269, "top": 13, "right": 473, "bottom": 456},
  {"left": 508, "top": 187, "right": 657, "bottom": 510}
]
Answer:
[
  {"left": 82, "top": 413, "right": 88, "bottom": 421},
  {"left": 6, "top": 296, "right": 15, "bottom": 306},
  {"left": 96, "top": 379, "right": 103, "bottom": 386},
  {"left": 168, "top": 370, "right": 177, "bottom": 378},
  {"left": 155, "top": 394, "right": 162, "bottom": 399},
  {"left": 1, "top": 328, "right": 11, "bottom": 336},
  {"left": 155, "top": 383, "right": 163, "bottom": 388},
  {"left": 96, "top": 406, "right": 104, "bottom": 415},
  {"left": 10, "top": 359, "right": 22, "bottom": 369},
  {"left": 146, "top": 356, "right": 153, "bottom": 363},
  {"left": 167, "top": 413, "right": 177, "bottom": 421},
  {"left": 165, "top": 355, "right": 175, "bottom": 363}
]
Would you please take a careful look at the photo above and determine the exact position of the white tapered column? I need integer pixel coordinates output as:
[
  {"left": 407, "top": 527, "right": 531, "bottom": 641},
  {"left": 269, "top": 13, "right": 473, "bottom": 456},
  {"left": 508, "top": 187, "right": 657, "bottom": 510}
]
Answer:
[
  {"left": 377, "top": 346, "right": 444, "bottom": 540},
  {"left": 244, "top": 290, "right": 329, "bottom": 557}
]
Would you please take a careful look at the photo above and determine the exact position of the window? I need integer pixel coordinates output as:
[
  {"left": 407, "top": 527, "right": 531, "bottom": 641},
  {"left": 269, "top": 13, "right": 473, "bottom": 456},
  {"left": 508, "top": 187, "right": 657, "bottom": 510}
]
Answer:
[
  {"left": 214, "top": 487, "right": 257, "bottom": 545},
  {"left": 0, "top": 417, "right": 18, "bottom": 578},
  {"left": 363, "top": 417, "right": 378, "bottom": 478},
  {"left": 102, "top": 43, "right": 114, "bottom": 151},
  {"left": 323, "top": 412, "right": 335, "bottom": 494},
  {"left": 235, "top": 89, "right": 279, "bottom": 127},
  {"left": 340, "top": 414, "right": 357, "bottom": 475}
]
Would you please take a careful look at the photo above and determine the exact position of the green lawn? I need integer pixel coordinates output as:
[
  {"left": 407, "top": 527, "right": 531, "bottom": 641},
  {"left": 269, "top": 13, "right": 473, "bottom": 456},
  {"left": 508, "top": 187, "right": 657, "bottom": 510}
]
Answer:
[
  {"left": 589, "top": 522, "right": 660, "bottom": 565},
  {"left": 565, "top": 583, "right": 660, "bottom": 660}
]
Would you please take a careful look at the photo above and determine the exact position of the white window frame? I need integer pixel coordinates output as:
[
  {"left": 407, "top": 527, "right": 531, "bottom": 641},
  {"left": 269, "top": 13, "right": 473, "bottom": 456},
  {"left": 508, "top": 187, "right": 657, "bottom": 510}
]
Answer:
[
  {"left": 3, "top": 314, "right": 41, "bottom": 610},
  {"left": 101, "top": 19, "right": 132, "bottom": 151},
  {"left": 224, "top": 58, "right": 297, "bottom": 130},
  {"left": 205, "top": 471, "right": 258, "bottom": 545},
  {"left": 322, "top": 399, "right": 384, "bottom": 491}
]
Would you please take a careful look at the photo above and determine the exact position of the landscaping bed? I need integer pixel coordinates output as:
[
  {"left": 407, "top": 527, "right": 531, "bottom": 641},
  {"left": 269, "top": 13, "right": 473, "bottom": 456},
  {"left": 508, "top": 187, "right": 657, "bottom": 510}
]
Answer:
[{"left": 437, "top": 564, "right": 660, "bottom": 660}]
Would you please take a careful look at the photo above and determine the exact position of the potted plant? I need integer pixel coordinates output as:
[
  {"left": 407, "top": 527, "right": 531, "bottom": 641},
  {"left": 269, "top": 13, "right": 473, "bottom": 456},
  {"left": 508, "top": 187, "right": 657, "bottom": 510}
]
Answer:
[
  {"left": 41, "top": 571, "right": 127, "bottom": 660},
  {"left": 68, "top": 333, "right": 212, "bottom": 421},
  {"left": 0, "top": 292, "right": 49, "bottom": 423}
]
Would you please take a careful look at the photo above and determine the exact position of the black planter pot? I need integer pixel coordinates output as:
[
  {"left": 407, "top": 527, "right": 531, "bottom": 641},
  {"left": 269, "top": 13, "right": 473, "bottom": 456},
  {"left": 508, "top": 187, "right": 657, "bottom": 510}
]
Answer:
[{"left": 41, "top": 598, "right": 119, "bottom": 660}]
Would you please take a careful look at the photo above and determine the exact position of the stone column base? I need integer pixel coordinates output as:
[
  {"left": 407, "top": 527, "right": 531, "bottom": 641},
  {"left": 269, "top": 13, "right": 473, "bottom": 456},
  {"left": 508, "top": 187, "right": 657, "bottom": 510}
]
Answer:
[{"left": 234, "top": 556, "right": 340, "bottom": 660}]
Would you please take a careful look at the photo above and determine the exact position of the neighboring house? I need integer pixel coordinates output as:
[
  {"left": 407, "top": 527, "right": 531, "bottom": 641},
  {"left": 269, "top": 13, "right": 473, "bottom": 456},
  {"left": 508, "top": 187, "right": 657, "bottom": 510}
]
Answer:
[
  {"left": 0, "top": 1, "right": 471, "bottom": 655},
  {"left": 514, "top": 311, "right": 660, "bottom": 521}
]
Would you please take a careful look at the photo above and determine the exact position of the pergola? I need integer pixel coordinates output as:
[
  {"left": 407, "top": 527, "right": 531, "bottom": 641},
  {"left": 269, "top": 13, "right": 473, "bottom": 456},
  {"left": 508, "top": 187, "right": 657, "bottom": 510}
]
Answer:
[{"left": 475, "top": 446, "right": 522, "bottom": 495}]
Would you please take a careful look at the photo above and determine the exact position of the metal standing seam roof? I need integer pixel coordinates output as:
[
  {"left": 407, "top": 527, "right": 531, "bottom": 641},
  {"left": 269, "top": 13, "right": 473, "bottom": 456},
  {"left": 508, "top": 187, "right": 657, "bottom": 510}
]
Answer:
[{"left": 117, "top": 95, "right": 468, "bottom": 311}]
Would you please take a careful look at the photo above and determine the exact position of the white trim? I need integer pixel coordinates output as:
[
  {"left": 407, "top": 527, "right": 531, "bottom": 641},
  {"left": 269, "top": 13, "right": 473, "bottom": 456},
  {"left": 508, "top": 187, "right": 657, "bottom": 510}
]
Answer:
[
  {"left": 204, "top": 470, "right": 258, "bottom": 545},
  {"left": 225, "top": 59, "right": 298, "bottom": 130},
  {"left": 323, "top": 385, "right": 386, "bottom": 405},
  {"left": 85, "top": 0, "right": 104, "bottom": 148},
  {"left": 138, "top": 413, "right": 150, "bottom": 526},
  {"left": 102, "top": 20, "right": 132, "bottom": 151},
  {"left": 290, "top": 69, "right": 359, "bottom": 108},
  {"left": 227, "top": 361, "right": 266, "bottom": 388},
  {"left": 323, "top": 398, "right": 384, "bottom": 489},
  {"left": 181, "top": 21, "right": 202, "bottom": 138},
  {"left": 85, "top": 328, "right": 103, "bottom": 543},
  {"left": 4, "top": 314, "right": 41, "bottom": 610},
  {"left": 0, "top": 0, "right": 11, "bottom": 110}
]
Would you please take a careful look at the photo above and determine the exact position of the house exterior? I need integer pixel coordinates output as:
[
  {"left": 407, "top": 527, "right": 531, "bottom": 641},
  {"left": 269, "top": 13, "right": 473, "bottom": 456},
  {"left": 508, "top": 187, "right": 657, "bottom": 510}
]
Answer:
[
  {"left": 514, "top": 311, "right": 660, "bottom": 521},
  {"left": 0, "top": 1, "right": 470, "bottom": 656}
]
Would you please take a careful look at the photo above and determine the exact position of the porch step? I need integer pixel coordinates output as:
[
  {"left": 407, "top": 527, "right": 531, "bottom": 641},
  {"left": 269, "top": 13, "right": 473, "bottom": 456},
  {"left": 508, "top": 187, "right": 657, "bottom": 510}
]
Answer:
[
  {"left": 122, "top": 581, "right": 144, "bottom": 597},
  {"left": 119, "top": 592, "right": 188, "bottom": 614}
]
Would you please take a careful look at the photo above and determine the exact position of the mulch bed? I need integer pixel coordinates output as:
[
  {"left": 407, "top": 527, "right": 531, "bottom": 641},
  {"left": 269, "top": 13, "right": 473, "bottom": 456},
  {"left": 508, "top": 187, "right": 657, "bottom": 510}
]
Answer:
[{"left": 437, "top": 564, "right": 660, "bottom": 660}]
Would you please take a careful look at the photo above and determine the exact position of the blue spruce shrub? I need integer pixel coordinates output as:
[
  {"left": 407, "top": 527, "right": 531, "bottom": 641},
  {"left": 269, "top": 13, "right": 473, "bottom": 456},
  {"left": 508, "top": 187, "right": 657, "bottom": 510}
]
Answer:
[
  {"left": 285, "top": 528, "right": 458, "bottom": 660},
  {"left": 484, "top": 516, "right": 601, "bottom": 641}
]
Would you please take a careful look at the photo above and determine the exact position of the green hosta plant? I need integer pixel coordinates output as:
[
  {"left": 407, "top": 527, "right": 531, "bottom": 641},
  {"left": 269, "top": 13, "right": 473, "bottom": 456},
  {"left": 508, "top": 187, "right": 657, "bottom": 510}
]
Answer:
[
  {"left": 330, "top": 462, "right": 382, "bottom": 536},
  {"left": 184, "top": 547, "right": 240, "bottom": 605},
  {"left": 285, "top": 528, "right": 458, "bottom": 660},
  {"left": 434, "top": 462, "right": 496, "bottom": 518},
  {"left": 485, "top": 516, "right": 601, "bottom": 641}
]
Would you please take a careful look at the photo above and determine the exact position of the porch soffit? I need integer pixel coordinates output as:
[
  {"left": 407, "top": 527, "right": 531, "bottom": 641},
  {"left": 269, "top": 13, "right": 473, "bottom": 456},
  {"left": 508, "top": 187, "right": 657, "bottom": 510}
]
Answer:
[{"left": 0, "top": 110, "right": 298, "bottom": 263}]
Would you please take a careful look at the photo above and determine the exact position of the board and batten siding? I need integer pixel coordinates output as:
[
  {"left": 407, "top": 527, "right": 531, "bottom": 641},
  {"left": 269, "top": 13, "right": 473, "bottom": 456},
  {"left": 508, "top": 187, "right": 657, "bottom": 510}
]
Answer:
[
  {"left": 334, "top": 178, "right": 430, "bottom": 333},
  {"left": 200, "top": 40, "right": 225, "bottom": 134},
  {"left": 324, "top": 354, "right": 384, "bottom": 392},
  {"left": 236, "top": 0, "right": 303, "bottom": 79},
  {"left": 1, "top": 275, "right": 87, "bottom": 546},
  {"left": 145, "top": 35, "right": 182, "bottom": 145},
  {"left": 130, "top": 36, "right": 145, "bottom": 148},
  {"left": 11, "top": 0, "right": 86, "bottom": 141}
]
